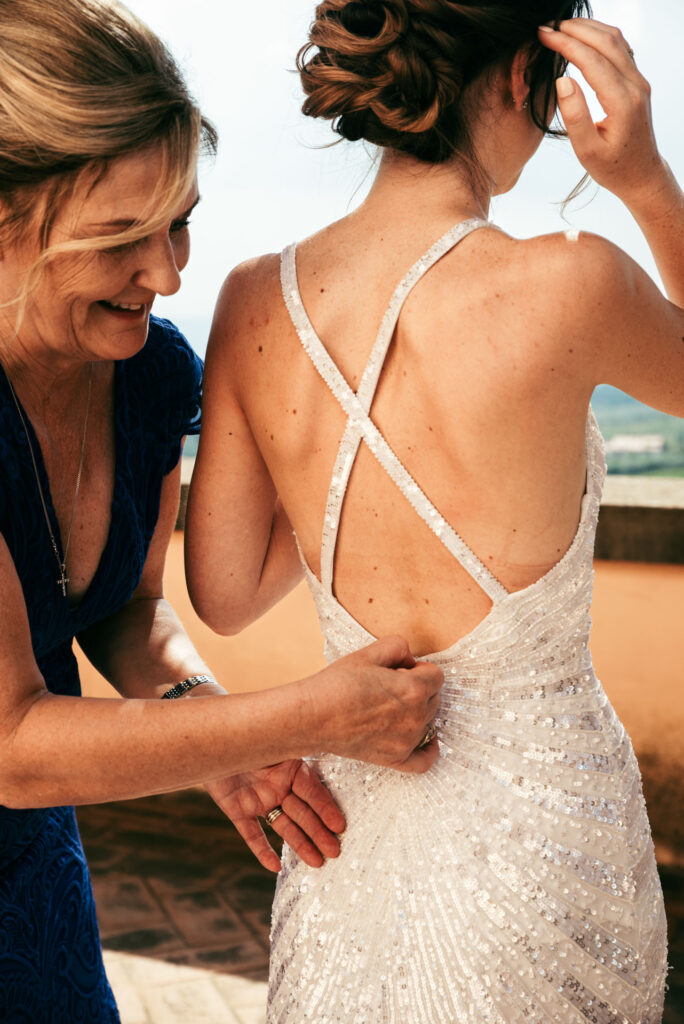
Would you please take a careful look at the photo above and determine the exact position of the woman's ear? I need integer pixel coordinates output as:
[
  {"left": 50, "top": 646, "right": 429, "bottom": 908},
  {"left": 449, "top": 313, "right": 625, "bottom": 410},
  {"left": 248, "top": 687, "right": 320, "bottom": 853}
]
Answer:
[{"left": 509, "top": 45, "right": 534, "bottom": 111}]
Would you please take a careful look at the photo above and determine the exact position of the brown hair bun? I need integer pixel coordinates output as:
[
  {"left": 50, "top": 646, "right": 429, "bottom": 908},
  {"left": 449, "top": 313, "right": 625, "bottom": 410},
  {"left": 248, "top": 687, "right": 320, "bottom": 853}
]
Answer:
[
  {"left": 299, "top": 0, "right": 461, "bottom": 147},
  {"left": 298, "top": 0, "right": 593, "bottom": 163}
]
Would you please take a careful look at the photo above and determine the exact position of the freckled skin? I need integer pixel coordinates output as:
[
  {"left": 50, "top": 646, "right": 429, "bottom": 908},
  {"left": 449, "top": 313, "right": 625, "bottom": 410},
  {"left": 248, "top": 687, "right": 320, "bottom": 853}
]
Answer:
[{"left": 194, "top": 21, "right": 684, "bottom": 657}]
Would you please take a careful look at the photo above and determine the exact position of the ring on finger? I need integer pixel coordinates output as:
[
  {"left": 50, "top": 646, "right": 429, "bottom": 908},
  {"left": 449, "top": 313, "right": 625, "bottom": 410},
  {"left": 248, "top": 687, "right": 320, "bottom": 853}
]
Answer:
[
  {"left": 265, "top": 806, "right": 284, "bottom": 826},
  {"left": 626, "top": 45, "right": 635, "bottom": 60},
  {"left": 417, "top": 722, "right": 437, "bottom": 749}
]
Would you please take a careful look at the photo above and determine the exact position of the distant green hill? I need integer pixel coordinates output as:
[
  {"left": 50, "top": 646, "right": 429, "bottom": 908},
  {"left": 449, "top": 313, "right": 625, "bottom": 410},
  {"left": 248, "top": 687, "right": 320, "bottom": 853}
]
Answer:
[{"left": 592, "top": 386, "right": 684, "bottom": 477}]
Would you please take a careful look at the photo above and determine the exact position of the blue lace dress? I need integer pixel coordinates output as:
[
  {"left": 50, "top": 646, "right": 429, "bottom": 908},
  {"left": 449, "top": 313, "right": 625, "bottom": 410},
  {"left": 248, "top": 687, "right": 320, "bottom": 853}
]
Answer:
[{"left": 0, "top": 318, "right": 202, "bottom": 1023}]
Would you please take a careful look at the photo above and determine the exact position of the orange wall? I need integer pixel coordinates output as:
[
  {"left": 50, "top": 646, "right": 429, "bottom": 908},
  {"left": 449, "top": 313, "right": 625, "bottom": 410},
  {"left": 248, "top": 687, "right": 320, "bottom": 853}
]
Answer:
[{"left": 589, "top": 560, "right": 683, "bottom": 761}]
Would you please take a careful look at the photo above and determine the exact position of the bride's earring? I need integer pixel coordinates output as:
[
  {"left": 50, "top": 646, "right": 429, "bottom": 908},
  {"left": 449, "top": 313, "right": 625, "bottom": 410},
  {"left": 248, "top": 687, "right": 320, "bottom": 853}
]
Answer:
[{"left": 522, "top": 98, "right": 529, "bottom": 110}]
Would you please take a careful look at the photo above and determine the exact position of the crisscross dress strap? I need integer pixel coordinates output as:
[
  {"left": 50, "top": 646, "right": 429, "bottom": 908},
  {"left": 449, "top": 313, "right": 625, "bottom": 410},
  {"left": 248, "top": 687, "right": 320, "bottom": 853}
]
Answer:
[{"left": 280, "top": 218, "right": 508, "bottom": 605}]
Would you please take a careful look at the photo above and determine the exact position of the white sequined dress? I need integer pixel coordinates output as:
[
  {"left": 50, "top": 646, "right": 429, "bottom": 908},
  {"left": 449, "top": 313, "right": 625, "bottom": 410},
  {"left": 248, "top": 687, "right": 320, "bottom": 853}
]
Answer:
[{"left": 268, "top": 220, "right": 667, "bottom": 1023}]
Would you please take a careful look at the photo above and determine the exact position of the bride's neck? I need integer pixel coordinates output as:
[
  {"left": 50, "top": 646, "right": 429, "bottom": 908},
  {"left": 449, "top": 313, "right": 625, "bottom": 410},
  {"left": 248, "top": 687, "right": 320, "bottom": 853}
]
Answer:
[{"left": 362, "top": 150, "right": 493, "bottom": 225}]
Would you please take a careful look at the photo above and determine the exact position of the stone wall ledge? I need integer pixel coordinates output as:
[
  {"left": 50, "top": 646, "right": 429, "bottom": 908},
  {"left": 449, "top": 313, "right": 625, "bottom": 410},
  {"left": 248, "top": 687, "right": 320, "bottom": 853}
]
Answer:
[
  {"left": 596, "top": 477, "right": 684, "bottom": 563},
  {"left": 178, "top": 462, "right": 684, "bottom": 564}
]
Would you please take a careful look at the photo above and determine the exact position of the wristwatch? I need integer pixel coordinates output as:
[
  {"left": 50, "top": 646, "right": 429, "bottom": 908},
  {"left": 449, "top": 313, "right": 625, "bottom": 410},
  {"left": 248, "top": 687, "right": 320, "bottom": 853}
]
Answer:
[{"left": 161, "top": 674, "right": 216, "bottom": 700}]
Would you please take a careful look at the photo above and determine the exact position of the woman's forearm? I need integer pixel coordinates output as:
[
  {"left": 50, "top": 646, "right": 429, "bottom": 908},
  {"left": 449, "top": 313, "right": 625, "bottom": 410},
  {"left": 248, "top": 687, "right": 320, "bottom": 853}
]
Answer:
[
  {"left": 2, "top": 636, "right": 445, "bottom": 808},
  {"left": 3, "top": 680, "right": 313, "bottom": 809},
  {"left": 538, "top": 28, "right": 682, "bottom": 308},
  {"left": 623, "top": 162, "right": 684, "bottom": 307},
  {"left": 78, "top": 597, "right": 216, "bottom": 700}
]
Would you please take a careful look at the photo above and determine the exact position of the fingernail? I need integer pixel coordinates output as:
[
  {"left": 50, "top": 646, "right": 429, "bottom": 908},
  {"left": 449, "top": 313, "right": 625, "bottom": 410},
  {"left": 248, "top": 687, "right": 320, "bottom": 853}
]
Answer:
[
  {"left": 538, "top": 25, "right": 555, "bottom": 32},
  {"left": 556, "top": 76, "right": 575, "bottom": 98}
]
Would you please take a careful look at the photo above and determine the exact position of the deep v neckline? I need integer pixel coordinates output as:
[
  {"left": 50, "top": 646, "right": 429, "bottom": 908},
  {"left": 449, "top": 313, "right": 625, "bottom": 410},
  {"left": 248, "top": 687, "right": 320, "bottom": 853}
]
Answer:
[{"left": 2, "top": 362, "right": 121, "bottom": 617}]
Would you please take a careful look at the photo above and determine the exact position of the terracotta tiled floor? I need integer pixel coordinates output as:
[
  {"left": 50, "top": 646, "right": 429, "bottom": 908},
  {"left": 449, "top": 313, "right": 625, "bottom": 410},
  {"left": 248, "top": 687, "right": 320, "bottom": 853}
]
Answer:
[
  {"left": 79, "top": 790, "right": 684, "bottom": 1024},
  {"left": 79, "top": 791, "right": 271, "bottom": 1024}
]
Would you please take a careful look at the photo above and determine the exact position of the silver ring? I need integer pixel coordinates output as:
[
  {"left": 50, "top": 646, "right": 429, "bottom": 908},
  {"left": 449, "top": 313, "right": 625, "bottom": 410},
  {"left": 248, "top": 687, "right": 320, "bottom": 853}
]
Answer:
[
  {"left": 265, "top": 806, "right": 284, "bottom": 826},
  {"left": 627, "top": 46, "right": 635, "bottom": 60},
  {"left": 417, "top": 722, "right": 437, "bottom": 749}
]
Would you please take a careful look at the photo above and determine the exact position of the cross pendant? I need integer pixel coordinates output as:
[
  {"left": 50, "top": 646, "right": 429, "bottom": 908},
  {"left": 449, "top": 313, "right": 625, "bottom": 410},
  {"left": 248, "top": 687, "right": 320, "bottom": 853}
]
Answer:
[{"left": 57, "top": 567, "right": 70, "bottom": 597}]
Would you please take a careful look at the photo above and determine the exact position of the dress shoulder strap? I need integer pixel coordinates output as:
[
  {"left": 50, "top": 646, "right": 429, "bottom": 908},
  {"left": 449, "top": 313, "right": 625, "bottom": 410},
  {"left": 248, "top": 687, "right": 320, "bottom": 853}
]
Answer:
[{"left": 280, "top": 218, "right": 509, "bottom": 604}]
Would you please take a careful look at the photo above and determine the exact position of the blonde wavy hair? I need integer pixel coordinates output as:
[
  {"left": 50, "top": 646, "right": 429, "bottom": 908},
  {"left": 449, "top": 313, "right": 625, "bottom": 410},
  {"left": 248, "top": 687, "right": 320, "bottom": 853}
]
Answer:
[{"left": 0, "top": 0, "right": 217, "bottom": 313}]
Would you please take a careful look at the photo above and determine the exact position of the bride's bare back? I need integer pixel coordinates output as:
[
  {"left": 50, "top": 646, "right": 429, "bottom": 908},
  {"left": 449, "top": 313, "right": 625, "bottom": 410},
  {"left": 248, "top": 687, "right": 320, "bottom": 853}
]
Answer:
[
  {"left": 187, "top": 17, "right": 683, "bottom": 657},
  {"left": 231, "top": 222, "right": 593, "bottom": 652},
  {"left": 189, "top": 198, "right": 682, "bottom": 654}
]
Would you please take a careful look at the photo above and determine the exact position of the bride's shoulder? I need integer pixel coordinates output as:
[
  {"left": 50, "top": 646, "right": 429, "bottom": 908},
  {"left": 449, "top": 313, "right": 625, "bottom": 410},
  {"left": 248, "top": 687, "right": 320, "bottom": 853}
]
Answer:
[
  {"left": 487, "top": 228, "right": 642, "bottom": 335},
  {"left": 507, "top": 229, "right": 635, "bottom": 302},
  {"left": 485, "top": 227, "right": 684, "bottom": 416},
  {"left": 208, "top": 252, "right": 286, "bottom": 350},
  {"left": 217, "top": 252, "right": 282, "bottom": 308},
  {"left": 500, "top": 227, "right": 631, "bottom": 288}
]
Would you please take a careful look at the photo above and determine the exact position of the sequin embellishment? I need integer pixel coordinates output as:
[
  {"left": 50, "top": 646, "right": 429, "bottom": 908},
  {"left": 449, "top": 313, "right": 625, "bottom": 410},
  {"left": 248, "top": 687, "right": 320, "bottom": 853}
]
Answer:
[{"left": 268, "top": 221, "right": 667, "bottom": 1023}]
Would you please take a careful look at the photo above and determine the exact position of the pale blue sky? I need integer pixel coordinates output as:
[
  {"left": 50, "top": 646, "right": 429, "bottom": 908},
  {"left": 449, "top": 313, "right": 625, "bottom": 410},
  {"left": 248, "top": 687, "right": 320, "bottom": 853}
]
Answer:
[{"left": 125, "top": 0, "right": 682, "bottom": 352}]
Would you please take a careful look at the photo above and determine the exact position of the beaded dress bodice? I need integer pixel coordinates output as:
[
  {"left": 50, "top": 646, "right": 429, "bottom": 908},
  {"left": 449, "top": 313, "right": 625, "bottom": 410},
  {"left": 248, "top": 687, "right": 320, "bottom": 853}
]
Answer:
[{"left": 268, "top": 221, "right": 667, "bottom": 1024}]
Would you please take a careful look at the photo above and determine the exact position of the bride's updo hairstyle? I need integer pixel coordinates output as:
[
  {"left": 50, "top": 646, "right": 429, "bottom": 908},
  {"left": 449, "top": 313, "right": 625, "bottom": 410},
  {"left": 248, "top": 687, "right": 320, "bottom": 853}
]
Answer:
[
  {"left": 0, "top": 0, "right": 217, "bottom": 306},
  {"left": 298, "top": 0, "right": 592, "bottom": 163}
]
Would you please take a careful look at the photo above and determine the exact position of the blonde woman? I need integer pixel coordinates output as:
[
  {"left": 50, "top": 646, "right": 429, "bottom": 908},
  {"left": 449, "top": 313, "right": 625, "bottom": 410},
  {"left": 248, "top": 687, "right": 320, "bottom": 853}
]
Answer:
[
  {"left": 188, "top": 1, "right": 684, "bottom": 1020},
  {"left": 0, "top": 1, "right": 444, "bottom": 1018}
]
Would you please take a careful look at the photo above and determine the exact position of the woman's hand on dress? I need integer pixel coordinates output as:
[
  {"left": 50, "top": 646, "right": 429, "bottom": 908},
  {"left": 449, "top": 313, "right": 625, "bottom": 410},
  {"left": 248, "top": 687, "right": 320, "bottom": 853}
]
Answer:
[
  {"left": 312, "top": 636, "right": 443, "bottom": 774},
  {"left": 538, "top": 19, "right": 671, "bottom": 209},
  {"left": 206, "top": 759, "right": 345, "bottom": 873}
]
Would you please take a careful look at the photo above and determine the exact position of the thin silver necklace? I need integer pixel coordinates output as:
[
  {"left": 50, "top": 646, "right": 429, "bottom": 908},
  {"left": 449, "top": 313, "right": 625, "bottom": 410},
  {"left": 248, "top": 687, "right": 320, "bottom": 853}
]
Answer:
[{"left": 4, "top": 363, "right": 93, "bottom": 598}]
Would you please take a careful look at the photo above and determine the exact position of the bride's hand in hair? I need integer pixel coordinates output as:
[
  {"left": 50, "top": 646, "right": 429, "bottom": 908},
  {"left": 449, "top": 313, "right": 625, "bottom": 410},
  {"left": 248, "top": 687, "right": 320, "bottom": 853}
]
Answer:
[{"left": 538, "top": 18, "right": 672, "bottom": 208}]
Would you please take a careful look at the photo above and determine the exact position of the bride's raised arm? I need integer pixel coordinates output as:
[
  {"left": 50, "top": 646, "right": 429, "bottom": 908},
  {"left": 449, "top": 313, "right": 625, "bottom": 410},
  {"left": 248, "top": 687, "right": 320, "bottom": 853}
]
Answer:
[{"left": 537, "top": 20, "right": 684, "bottom": 406}]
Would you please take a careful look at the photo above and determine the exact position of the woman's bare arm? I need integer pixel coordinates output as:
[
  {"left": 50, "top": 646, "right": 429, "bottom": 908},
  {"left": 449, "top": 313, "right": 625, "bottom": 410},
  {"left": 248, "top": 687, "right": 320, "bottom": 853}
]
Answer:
[
  {"left": 0, "top": 506, "right": 442, "bottom": 810},
  {"left": 536, "top": 19, "right": 684, "bottom": 412},
  {"left": 186, "top": 275, "right": 303, "bottom": 635},
  {"left": 75, "top": 460, "right": 443, "bottom": 868},
  {"left": 624, "top": 164, "right": 683, "bottom": 307},
  {"left": 78, "top": 462, "right": 347, "bottom": 870}
]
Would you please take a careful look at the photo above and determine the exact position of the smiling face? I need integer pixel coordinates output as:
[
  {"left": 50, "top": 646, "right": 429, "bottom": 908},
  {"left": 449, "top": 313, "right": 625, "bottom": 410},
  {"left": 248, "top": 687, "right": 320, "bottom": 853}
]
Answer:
[{"left": 2, "top": 145, "right": 200, "bottom": 367}]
